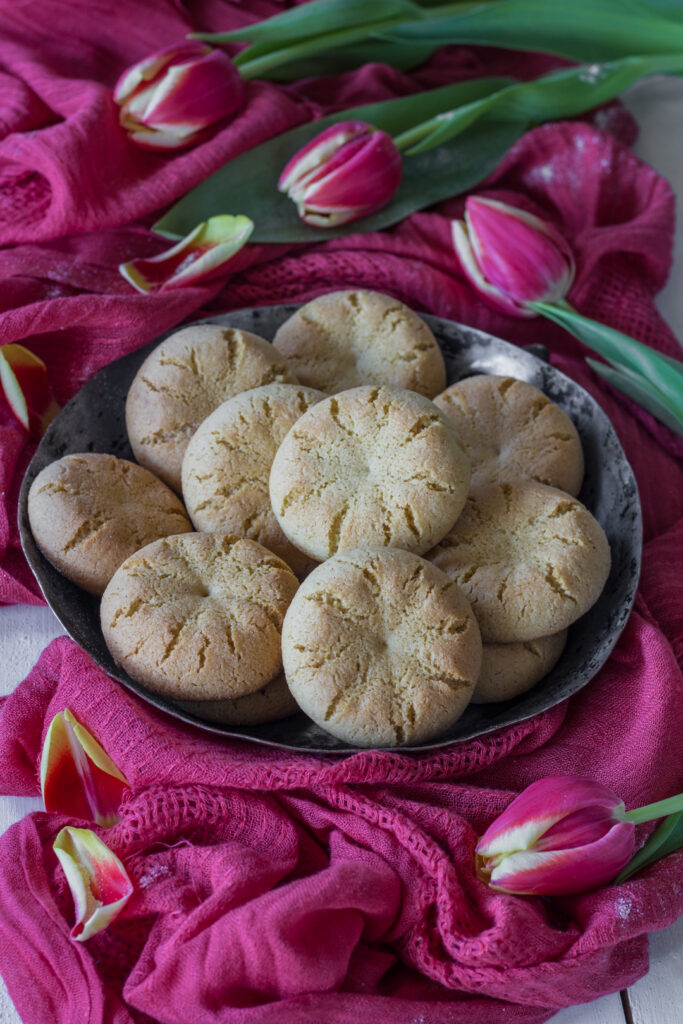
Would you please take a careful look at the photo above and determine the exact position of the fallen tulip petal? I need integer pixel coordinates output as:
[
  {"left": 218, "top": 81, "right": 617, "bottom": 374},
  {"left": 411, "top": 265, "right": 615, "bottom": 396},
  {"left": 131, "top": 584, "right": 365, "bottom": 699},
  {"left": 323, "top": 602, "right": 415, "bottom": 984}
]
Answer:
[
  {"left": 114, "top": 42, "right": 245, "bottom": 151},
  {"left": 0, "top": 344, "right": 60, "bottom": 439},
  {"left": 53, "top": 827, "right": 133, "bottom": 941},
  {"left": 41, "top": 709, "right": 129, "bottom": 827},
  {"left": 119, "top": 215, "right": 253, "bottom": 293}
]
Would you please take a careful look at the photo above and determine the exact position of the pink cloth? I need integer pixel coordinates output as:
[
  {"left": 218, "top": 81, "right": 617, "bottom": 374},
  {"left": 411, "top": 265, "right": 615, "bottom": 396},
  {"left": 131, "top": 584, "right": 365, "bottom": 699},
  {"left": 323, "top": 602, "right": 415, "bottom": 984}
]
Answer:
[{"left": 0, "top": 2, "right": 682, "bottom": 1022}]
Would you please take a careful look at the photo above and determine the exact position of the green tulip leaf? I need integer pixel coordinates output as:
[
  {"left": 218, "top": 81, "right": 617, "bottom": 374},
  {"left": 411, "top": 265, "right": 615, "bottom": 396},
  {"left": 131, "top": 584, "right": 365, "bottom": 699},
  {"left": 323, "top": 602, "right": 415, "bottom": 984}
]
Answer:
[
  {"left": 153, "top": 79, "right": 518, "bottom": 245},
  {"left": 235, "top": 40, "right": 440, "bottom": 81},
  {"left": 382, "top": 0, "right": 683, "bottom": 62},
  {"left": 586, "top": 359, "right": 683, "bottom": 437},
  {"left": 614, "top": 811, "right": 683, "bottom": 884},
  {"left": 533, "top": 300, "right": 683, "bottom": 421}
]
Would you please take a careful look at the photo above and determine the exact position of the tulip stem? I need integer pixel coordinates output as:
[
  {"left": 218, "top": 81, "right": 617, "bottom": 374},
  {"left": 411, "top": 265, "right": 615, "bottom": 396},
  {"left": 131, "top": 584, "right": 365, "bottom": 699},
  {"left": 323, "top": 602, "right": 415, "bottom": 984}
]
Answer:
[{"left": 625, "top": 793, "right": 683, "bottom": 825}]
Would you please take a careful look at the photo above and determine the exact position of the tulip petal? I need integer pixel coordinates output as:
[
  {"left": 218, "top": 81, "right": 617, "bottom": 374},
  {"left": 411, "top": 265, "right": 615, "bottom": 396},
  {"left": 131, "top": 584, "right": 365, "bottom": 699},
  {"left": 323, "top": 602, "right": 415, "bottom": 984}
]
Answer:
[
  {"left": 53, "top": 827, "right": 133, "bottom": 941},
  {"left": 278, "top": 121, "right": 369, "bottom": 192},
  {"left": 40, "top": 709, "right": 129, "bottom": 827},
  {"left": 452, "top": 220, "right": 531, "bottom": 317},
  {"left": 119, "top": 215, "right": 253, "bottom": 293},
  {"left": 0, "top": 344, "right": 60, "bottom": 438},
  {"left": 113, "top": 41, "right": 211, "bottom": 105},
  {"left": 487, "top": 822, "right": 635, "bottom": 895}
]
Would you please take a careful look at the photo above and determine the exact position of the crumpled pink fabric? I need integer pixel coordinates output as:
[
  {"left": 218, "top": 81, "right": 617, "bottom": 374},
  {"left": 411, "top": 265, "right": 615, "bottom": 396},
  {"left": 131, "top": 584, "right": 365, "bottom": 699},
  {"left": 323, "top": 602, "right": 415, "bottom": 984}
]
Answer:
[{"left": 0, "top": 2, "right": 682, "bottom": 1023}]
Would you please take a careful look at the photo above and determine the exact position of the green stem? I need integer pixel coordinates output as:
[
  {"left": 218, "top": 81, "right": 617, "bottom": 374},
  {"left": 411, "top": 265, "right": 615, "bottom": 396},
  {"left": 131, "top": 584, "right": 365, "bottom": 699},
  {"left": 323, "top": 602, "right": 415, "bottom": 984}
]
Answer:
[
  {"left": 237, "top": 17, "right": 408, "bottom": 79},
  {"left": 625, "top": 793, "right": 683, "bottom": 825}
]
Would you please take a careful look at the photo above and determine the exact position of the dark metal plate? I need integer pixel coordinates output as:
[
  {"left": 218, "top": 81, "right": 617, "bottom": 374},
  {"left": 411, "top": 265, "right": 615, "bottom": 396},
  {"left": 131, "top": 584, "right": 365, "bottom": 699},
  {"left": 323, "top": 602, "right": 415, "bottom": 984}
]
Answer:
[{"left": 18, "top": 307, "right": 641, "bottom": 753}]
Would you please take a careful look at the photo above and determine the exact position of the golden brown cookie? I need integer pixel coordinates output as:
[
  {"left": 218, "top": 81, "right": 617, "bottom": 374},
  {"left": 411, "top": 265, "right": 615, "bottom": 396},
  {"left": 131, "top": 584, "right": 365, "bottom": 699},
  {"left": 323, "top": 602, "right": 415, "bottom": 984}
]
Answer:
[
  {"left": 269, "top": 384, "right": 470, "bottom": 561},
  {"left": 473, "top": 630, "right": 568, "bottom": 704},
  {"left": 181, "top": 384, "right": 324, "bottom": 577},
  {"left": 176, "top": 673, "right": 299, "bottom": 725},
  {"left": 434, "top": 374, "right": 584, "bottom": 495},
  {"left": 126, "top": 324, "right": 297, "bottom": 492},
  {"left": 282, "top": 548, "right": 482, "bottom": 747},
  {"left": 428, "top": 481, "right": 610, "bottom": 643},
  {"left": 273, "top": 290, "right": 446, "bottom": 398},
  {"left": 100, "top": 533, "right": 299, "bottom": 701},
  {"left": 27, "top": 453, "right": 191, "bottom": 595}
]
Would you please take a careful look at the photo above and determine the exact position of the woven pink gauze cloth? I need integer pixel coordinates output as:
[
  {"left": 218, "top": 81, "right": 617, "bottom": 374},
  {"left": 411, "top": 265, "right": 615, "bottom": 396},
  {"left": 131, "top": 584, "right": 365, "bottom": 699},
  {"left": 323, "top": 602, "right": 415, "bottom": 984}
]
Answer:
[{"left": 1, "top": 2, "right": 683, "bottom": 1024}]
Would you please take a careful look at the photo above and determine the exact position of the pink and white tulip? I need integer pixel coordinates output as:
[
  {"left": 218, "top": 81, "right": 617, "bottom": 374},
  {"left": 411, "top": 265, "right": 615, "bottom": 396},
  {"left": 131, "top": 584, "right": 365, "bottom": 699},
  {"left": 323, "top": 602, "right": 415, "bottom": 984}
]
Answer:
[
  {"left": 114, "top": 41, "right": 245, "bottom": 150},
  {"left": 0, "top": 344, "right": 59, "bottom": 439},
  {"left": 452, "top": 196, "right": 576, "bottom": 317},
  {"left": 278, "top": 120, "right": 402, "bottom": 228},
  {"left": 53, "top": 827, "right": 133, "bottom": 941},
  {"left": 476, "top": 777, "right": 635, "bottom": 896},
  {"left": 119, "top": 214, "right": 253, "bottom": 293},
  {"left": 41, "top": 709, "right": 129, "bottom": 828}
]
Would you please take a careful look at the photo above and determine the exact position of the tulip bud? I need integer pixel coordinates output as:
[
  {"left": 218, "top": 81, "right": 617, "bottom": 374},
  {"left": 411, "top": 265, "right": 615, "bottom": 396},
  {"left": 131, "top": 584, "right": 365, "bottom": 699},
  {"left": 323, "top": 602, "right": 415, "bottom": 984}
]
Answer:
[
  {"left": 114, "top": 41, "right": 245, "bottom": 150},
  {"left": 119, "top": 214, "right": 253, "bottom": 293},
  {"left": 41, "top": 709, "right": 129, "bottom": 828},
  {"left": 278, "top": 120, "right": 402, "bottom": 228},
  {"left": 452, "top": 196, "right": 575, "bottom": 317},
  {"left": 0, "top": 344, "right": 59, "bottom": 439},
  {"left": 53, "top": 827, "right": 133, "bottom": 941},
  {"left": 476, "top": 777, "right": 635, "bottom": 896}
]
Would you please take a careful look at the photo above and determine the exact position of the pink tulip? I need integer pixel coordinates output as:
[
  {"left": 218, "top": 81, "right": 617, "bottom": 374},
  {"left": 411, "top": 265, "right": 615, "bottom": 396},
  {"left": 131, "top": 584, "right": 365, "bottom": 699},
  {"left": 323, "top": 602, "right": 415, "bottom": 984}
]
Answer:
[
  {"left": 452, "top": 196, "right": 576, "bottom": 317},
  {"left": 119, "top": 214, "right": 253, "bottom": 293},
  {"left": 476, "top": 777, "right": 635, "bottom": 896},
  {"left": 53, "top": 827, "right": 133, "bottom": 941},
  {"left": 278, "top": 120, "right": 402, "bottom": 227},
  {"left": 0, "top": 344, "right": 60, "bottom": 439},
  {"left": 114, "top": 41, "right": 245, "bottom": 150},
  {"left": 41, "top": 709, "right": 129, "bottom": 828}
]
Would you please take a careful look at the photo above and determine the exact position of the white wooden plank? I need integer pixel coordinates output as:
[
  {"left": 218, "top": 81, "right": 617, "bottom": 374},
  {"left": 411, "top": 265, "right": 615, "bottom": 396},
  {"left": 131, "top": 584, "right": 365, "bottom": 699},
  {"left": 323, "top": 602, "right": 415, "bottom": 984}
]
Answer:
[
  {"left": 549, "top": 993, "right": 625, "bottom": 1024},
  {"left": 626, "top": 915, "right": 683, "bottom": 1024}
]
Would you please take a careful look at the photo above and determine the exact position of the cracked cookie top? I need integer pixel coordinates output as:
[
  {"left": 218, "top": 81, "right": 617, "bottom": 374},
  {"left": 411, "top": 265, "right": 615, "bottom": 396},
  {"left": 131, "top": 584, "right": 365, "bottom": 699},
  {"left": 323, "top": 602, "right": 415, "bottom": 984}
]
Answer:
[
  {"left": 269, "top": 384, "right": 471, "bottom": 561},
  {"left": 434, "top": 374, "right": 584, "bottom": 495},
  {"left": 427, "top": 480, "right": 611, "bottom": 643},
  {"left": 473, "top": 631, "right": 568, "bottom": 704},
  {"left": 282, "top": 548, "right": 482, "bottom": 747},
  {"left": 100, "top": 533, "right": 299, "bottom": 701},
  {"left": 272, "top": 290, "right": 446, "bottom": 398},
  {"left": 181, "top": 383, "right": 324, "bottom": 578},
  {"left": 126, "top": 325, "right": 297, "bottom": 492},
  {"left": 28, "top": 453, "right": 192, "bottom": 595}
]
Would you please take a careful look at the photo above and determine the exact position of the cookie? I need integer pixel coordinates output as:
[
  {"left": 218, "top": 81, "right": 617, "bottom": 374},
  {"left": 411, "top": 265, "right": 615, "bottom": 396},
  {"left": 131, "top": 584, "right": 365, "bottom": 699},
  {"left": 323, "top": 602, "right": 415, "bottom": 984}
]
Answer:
[
  {"left": 282, "top": 548, "right": 482, "bottom": 747},
  {"left": 473, "top": 630, "right": 568, "bottom": 704},
  {"left": 126, "top": 324, "right": 297, "bottom": 492},
  {"left": 176, "top": 673, "right": 299, "bottom": 725},
  {"left": 181, "top": 384, "right": 324, "bottom": 577},
  {"left": 269, "top": 384, "right": 470, "bottom": 561},
  {"left": 27, "top": 453, "right": 192, "bottom": 595},
  {"left": 273, "top": 290, "right": 446, "bottom": 398},
  {"left": 100, "top": 533, "right": 299, "bottom": 701},
  {"left": 428, "top": 481, "right": 610, "bottom": 643},
  {"left": 434, "top": 374, "right": 584, "bottom": 494}
]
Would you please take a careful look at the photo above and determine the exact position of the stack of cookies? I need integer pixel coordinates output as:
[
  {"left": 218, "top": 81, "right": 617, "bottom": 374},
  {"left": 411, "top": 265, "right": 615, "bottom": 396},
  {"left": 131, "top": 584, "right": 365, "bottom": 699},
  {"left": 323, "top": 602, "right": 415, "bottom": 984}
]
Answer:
[{"left": 28, "top": 290, "right": 611, "bottom": 748}]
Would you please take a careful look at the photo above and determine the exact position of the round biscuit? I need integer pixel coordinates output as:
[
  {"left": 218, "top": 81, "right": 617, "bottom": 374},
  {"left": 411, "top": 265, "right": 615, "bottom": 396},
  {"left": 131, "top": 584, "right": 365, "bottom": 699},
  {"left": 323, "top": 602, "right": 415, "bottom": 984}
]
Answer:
[
  {"left": 282, "top": 548, "right": 482, "bottom": 747},
  {"left": 176, "top": 673, "right": 298, "bottom": 725},
  {"left": 434, "top": 374, "right": 584, "bottom": 494},
  {"left": 182, "top": 384, "right": 324, "bottom": 577},
  {"left": 269, "top": 384, "right": 470, "bottom": 561},
  {"left": 428, "top": 481, "right": 611, "bottom": 643},
  {"left": 473, "top": 630, "right": 568, "bottom": 703},
  {"left": 273, "top": 290, "right": 446, "bottom": 397},
  {"left": 100, "top": 533, "right": 298, "bottom": 701},
  {"left": 126, "top": 324, "right": 296, "bottom": 492},
  {"left": 27, "top": 453, "right": 192, "bottom": 595}
]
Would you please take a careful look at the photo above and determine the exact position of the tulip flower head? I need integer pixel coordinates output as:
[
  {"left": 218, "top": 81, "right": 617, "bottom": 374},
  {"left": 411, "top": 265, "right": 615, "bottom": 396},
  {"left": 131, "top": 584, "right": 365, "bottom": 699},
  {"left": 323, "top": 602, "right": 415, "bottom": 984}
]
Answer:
[
  {"left": 278, "top": 121, "right": 402, "bottom": 228},
  {"left": 452, "top": 197, "right": 576, "bottom": 317},
  {"left": 0, "top": 344, "right": 59, "bottom": 439},
  {"left": 114, "top": 42, "right": 245, "bottom": 150},
  {"left": 476, "top": 777, "right": 635, "bottom": 896},
  {"left": 53, "top": 827, "right": 133, "bottom": 941}
]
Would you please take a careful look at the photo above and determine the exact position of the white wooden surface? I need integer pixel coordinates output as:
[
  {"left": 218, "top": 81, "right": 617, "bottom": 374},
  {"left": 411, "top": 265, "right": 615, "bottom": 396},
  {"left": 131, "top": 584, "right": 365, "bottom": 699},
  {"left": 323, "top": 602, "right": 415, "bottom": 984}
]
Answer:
[{"left": 1, "top": 76, "right": 682, "bottom": 1024}]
